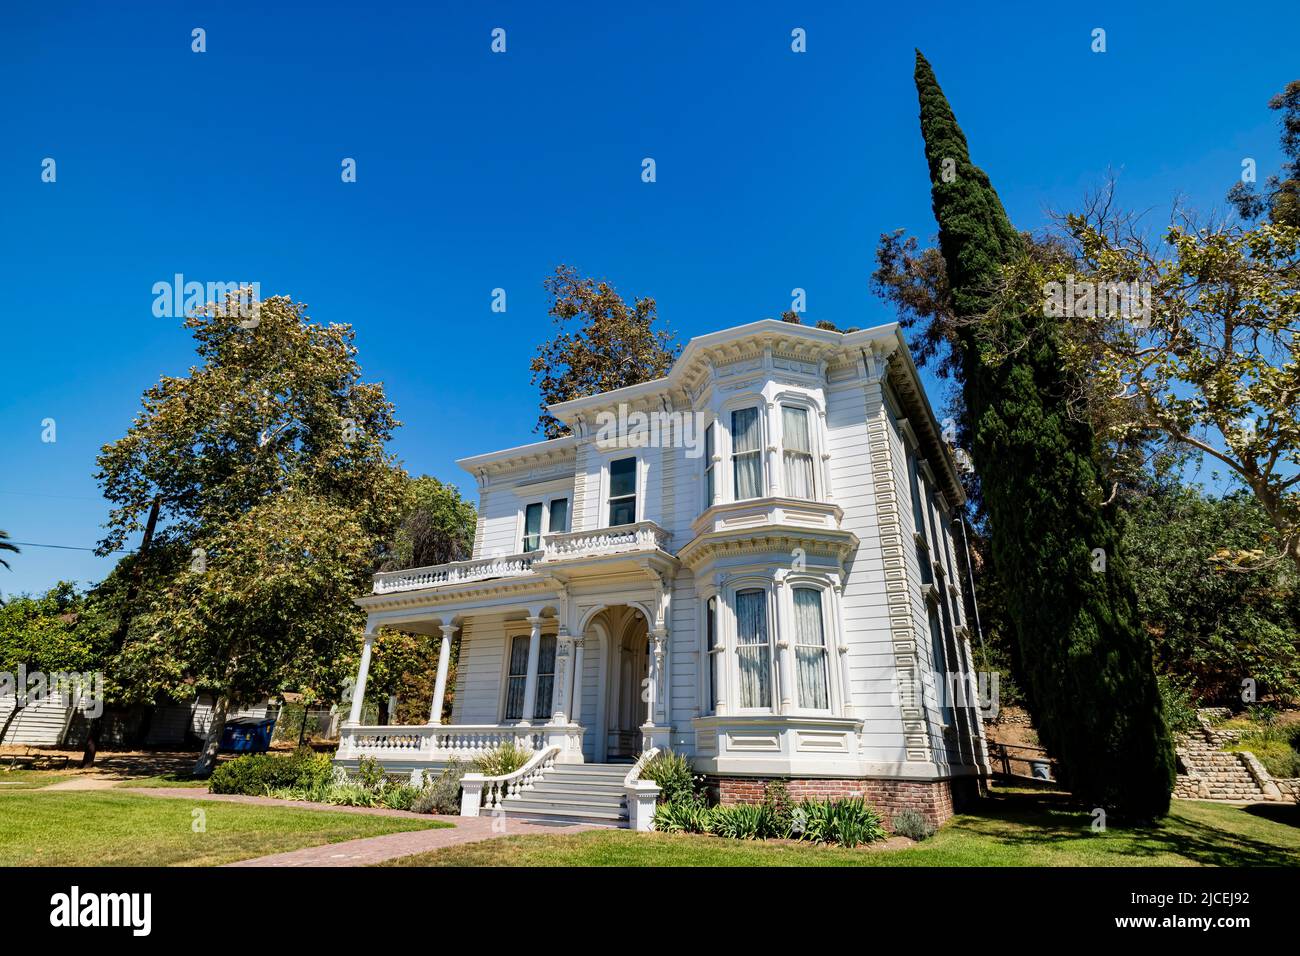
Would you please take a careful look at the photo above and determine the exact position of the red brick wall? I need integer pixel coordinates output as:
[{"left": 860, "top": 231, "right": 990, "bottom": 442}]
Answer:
[{"left": 708, "top": 775, "right": 972, "bottom": 828}]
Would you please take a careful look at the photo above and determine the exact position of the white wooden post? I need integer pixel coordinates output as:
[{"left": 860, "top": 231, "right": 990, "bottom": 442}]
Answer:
[
  {"left": 459, "top": 773, "right": 485, "bottom": 816},
  {"left": 428, "top": 623, "right": 455, "bottom": 725},
  {"left": 346, "top": 632, "right": 376, "bottom": 726},
  {"left": 519, "top": 615, "right": 543, "bottom": 725}
]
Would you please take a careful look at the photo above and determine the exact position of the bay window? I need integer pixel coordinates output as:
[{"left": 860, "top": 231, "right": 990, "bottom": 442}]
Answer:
[
  {"left": 735, "top": 588, "right": 771, "bottom": 708},
  {"left": 731, "top": 407, "right": 763, "bottom": 500},
  {"left": 792, "top": 587, "right": 830, "bottom": 710},
  {"left": 608, "top": 457, "right": 637, "bottom": 526},
  {"left": 703, "top": 423, "right": 717, "bottom": 507},
  {"left": 782, "top": 405, "right": 815, "bottom": 499},
  {"left": 705, "top": 595, "right": 719, "bottom": 713}
]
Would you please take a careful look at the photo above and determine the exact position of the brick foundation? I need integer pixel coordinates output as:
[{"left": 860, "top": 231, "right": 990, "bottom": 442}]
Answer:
[{"left": 708, "top": 774, "right": 979, "bottom": 828}]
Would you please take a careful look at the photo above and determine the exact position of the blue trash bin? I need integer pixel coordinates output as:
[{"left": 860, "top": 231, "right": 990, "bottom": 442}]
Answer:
[{"left": 219, "top": 716, "right": 278, "bottom": 754}]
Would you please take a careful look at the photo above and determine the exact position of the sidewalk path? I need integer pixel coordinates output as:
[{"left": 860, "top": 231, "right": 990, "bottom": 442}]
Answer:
[{"left": 126, "top": 787, "right": 594, "bottom": 866}]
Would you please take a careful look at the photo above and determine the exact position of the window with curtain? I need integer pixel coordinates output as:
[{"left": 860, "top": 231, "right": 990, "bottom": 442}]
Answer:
[
  {"left": 504, "top": 635, "right": 530, "bottom": 719},
  {"left": 703, "top": 423, "right": 717, "bottom": 508},
  {"left": 782, "top": 405, "right": 815, "bottom": 499},
  {"left": 928, "top": 604, "right": 953, "bottom": 726},
  {"left": 705, "top": 595, "right": 718, "bottom": 713},
  {"left": 548, "top": 497, "right": 569, "bottom": 534},
  {"left": 522, "top": 502, "right": 543, "bottom": 553},
  {"left": 731, "top": 407, "right": 763, "bottom": 500},
  {"left": 792, "top": 587, "right": 830, "bottom": 710},
  {"left": 533, "top": 635, "right": 557, "bottom": 720},
  {"left": 608, "top": 457, "right": 637, "bottom": 526},
  {"left": 735, "top": 588, "right": 771, "bottom": 708}
]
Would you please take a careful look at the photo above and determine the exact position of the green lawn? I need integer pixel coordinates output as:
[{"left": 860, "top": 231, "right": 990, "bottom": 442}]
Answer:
[
  {"left": 383, "top": 790, "right": 1300, "bottom": 867},
  {"left": 0, "top": 791, "right": 448, "bottom": 867},
  {"left": 0, "top": 769, "right": 70, "bottom": 790},
  {"left": 115, "top": 772, "right": 210, "bottom": 788}
]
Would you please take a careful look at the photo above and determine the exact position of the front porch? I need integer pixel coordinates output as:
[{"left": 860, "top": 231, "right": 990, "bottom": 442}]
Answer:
[{"left": 339, "top": 522, "right": 678, "bottom": 825}]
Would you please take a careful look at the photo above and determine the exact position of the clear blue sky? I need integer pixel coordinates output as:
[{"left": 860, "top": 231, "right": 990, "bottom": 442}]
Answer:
[{"left": 1, "top": 0, "right": 1296, "bottom": 598}]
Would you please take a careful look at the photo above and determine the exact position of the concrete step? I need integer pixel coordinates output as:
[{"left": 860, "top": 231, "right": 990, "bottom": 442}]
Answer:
[
  {"left": 508, "top": 791, "right": 625, "bottom": 809},
  {"left": 548, "top": 764, "right": 630, "bottom": 777},
  {"left": 501, "top": 802, "right": 629, "bottom": 824},
  {"left": 531, "top": 782, "right": 627, "bottom": 798}
]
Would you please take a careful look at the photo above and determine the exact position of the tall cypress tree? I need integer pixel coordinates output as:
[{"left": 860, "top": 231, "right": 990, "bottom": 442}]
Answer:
[{"left": 913, "top": 51, "right": 1174, "bottom": 819}]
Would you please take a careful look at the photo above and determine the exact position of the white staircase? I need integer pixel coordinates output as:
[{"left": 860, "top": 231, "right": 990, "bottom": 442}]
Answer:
[{"left": 496, "top": 762, "right": 631, "bottom": 826}]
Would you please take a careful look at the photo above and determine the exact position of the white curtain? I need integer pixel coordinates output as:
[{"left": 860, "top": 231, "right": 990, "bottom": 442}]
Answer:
[
  {"left": 735, "top": 589, "right": 770, "bottom": 708},
  {"left": 782, "top": 406, "right": 815, "bottom": 499},
  {"left": 731, "top": 408, "right": 762, "bottom": 500},
  {"left": 505, "top": 635, "right": 529, "bottom": 720},
  {"left": 792, "top": 588, "right": 829, "bottom": 710}
]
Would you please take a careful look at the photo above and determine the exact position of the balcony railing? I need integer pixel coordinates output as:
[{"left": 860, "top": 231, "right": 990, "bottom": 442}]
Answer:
[
  {"left": 371, "top": 521, "right": 672, "bottom": 594},
  {"left": 337, "top": 724, "right": 547, "bottom": 761},
  {"left": 373, "top": 553, "right": 540, "bottom": 594},
  {"left": 539, "top": 521, "right": 671, "bottom": 561}
]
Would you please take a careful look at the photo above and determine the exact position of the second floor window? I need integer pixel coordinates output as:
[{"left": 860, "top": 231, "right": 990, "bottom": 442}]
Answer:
[
  {"left": 703, "top": 423, "right": 717, "bottom": 508},
  {"left": 782, "top": 405, "right": 815, "bottom": 499},
  {"left": 548, "top": 498, "right": 569, "bottom": 534},
  {"left": 608, "top": 457, "right": 637, "bottom": 526},
  {"left": 735, "top": 588, "right": 771, "bottom": 708},
  {"left": 908, "top": 454, "right": 933, "bottom": 585},
  {"left": 522, "top": 502, "right": 543, "bottom": 553},
  {"left": 731, "top": 407, "right": 763, "bottom": 500}
]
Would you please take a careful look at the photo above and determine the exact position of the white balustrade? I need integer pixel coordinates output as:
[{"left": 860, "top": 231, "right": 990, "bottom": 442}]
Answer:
[
  {"left": 372, "top": 553, "right": 539, "bottom": 594},
  {"left": 459, "top": 746, "right": 561, "bottom": 816},
  {"left": 337, "top": 724, "right": 546, "bottom": 761},
  {"left": 541, "top": 521, "right": 671, "bottom": 560}
]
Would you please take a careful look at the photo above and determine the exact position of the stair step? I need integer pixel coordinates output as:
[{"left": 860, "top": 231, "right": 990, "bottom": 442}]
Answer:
[
  {"left": 549, "top": 764, "right": 630, "bottom": 777},
  {"left": 502, "top": 802, "right": 628, "bottom": 821},
  {"left": 531, "top": 783, "right": 627, "bottom": 797},
  {"left": 506, "top": 790, "right": 624, "bottom": 806}
]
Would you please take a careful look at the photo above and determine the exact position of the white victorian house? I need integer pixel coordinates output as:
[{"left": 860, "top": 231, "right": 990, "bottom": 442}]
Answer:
[{"left": 337, "top": 319, "right": 988, "bottom": 828}]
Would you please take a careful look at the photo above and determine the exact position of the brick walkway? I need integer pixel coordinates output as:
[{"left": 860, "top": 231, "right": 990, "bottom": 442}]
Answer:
[{"left": 127, "top": 787, "right": 594, "bottom": 866}]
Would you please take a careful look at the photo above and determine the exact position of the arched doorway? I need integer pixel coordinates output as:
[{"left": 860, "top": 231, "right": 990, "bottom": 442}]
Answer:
[{"left": 579, "top": 605, "right": 649, "bottom": 762}]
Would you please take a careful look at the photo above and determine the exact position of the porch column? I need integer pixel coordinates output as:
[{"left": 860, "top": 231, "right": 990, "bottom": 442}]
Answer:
[
  {"left": 428, "top": 623, "right": 455, "bottom": 725},
  {"left": 346, "top": 631, "right": 376, "bottom": 726},
  {"left": 519, "top": 615, "right": 543, "bottom": 725},
  {"left": 569, "top": 637, "right": 586, "bottom": 724},
  {"left": 549, "top": 633, "right": 574, "bottom": 723}
]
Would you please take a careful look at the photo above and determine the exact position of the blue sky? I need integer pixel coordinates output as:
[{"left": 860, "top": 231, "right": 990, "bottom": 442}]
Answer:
[{"left": 1, "top": 0, "right": 1296, "bottom": 598}]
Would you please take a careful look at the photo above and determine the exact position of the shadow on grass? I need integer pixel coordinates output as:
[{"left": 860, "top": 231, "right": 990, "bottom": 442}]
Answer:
[
  {"left": 1243, "top": 803, "right": 1300, "bottom": 829},
  {"left": 955, "top": 789, "right": 1297, "bottom": 866}
]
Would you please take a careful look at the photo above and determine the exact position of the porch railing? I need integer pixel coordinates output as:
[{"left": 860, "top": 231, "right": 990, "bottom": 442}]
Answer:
[
  {"left": 460, "top": 746, "right": 561, "bottom": 816},
  {"left": 336, "top": 723, "right": 547, "bottom": 761}
]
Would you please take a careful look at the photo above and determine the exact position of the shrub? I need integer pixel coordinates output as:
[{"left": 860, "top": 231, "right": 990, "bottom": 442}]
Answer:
[
  {"left": 1229, "top": 724, "right": 1300, "bottom": 779},
  {"left": 761, "top": 780, "right": 795, "bottom": 838},
  {"left": 413, "top": 759, "right": 467, "bottom": 814},
  {"left": 209, "top": 748, "right": 333, "bottom": 795},
  {"left": 891, "top": 809, "right": 936, "bottom": 841},
  {"left": 380, "top": 782, "right": 422, "bottom": 811},
  {"left": 323, "top": 780, "right": 381, "bottom": 807},
  {"left": 796, "top": 797, "right": 887, "bottom": 847},
  {"left": 1158, "top": 676, "right": 1200, "bottom": 737},
  {"left": 353, "top": 755, "right": 388, "bottom": 790},
  {"left": 709, "top": 803, "right": 770, "bottom": 840},
  {"left": 654, "top": 799, "right": 713, "bottom": 834},
  {"left": 640, "top": 750, "right": 699, "bottom": 806},
  {"left": 473, "top": 741, "right": 530, "bottom": 777}
]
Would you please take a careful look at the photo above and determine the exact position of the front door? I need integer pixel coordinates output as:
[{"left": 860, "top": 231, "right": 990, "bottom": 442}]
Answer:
[{"left": 606, "top": 612, "right": 648, "bottom": 759}]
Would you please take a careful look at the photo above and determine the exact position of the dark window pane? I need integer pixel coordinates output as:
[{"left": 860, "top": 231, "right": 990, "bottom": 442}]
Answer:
[
  {"left": 548, "top": 498, "right": 568, "bottom": 533},
  {"left": 610, "top": 457, "right": 636, "bottom": 497},
  {"left": 523, "top": 502, "right": 543, "bottom": 552},
  {"left": 609, "top": 498, "right": 636, "bottom": 527}
]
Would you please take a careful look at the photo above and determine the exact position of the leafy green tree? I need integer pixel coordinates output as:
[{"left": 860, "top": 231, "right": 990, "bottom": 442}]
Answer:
[
  {"left": 530, "top": 265, "right": 679, "bottom": 438},
  {"left": 1123, "top": 485, "right": 1300, "bottom": 703},
  {"left": 96, "top": 293, "right": 407, "bottom": 775},
  {"left": 913, "top": 51, "right": 1174, "bottom": 819},
  {"left": 379, "top": 475, "right": 476, "bottom": 571},
  {"left": 1227, "top": 80, "right": 1300, "bottom": 227}
]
